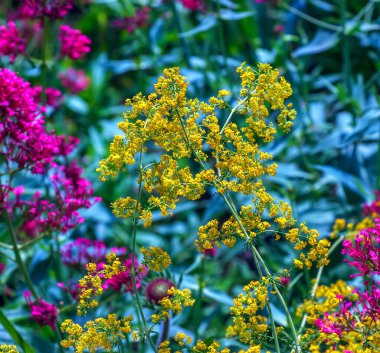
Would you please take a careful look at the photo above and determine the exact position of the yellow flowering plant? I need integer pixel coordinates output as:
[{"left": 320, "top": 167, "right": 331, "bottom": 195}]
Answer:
[{"left": 58, "top": 63, "right": 335, "bottom": 353}]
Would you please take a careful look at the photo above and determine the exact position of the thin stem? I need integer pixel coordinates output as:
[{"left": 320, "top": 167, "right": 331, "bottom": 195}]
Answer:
[
  {"left": 193, "top": 256, "right": 205, "bottom": 343},
  {"left": 251, "top": 248, "right": 281, "bottom": 353},
  {"left": 169, "top": 0, "right": 192, "bottom": 67},
  {"left": 297, "top": 236, "right": 344, "bottom": 336},
  {"left": 222, "top": 194, "right": 301, "bottom": 353},
  {"left": 216, "top": 0, "right": 228, "bottom": 75},
  {"left": 158, "top": 317, "right": 170, "bottom": 348},
  {"left": 220, "top": 97, "right": 248, "bottom": 134},
  {"left": 282, "top": 3, "right": 342, "bottom": 32},
  {"left": 340, "top": 0, "right": 352, "bottom": 113},
  {"left": 175, "top": 103, "right": 300, "bottom": 352},
  {"left": 3, "top": 210, "right": 38, "bottom": 299},
  {"left": 129, "top": 146, "right": 158, "bottom": 353}
]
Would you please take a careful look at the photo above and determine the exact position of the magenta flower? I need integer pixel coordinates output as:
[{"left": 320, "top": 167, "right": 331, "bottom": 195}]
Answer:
[
  {"left": 204, "top": 247, "right": 217, "bottom": 257},
  {"left": 58, "top": 68, "right": 90, "bottom": 94},
  {"left": 0, "top": 68, "right": 63, "bottom": 174},
  {"left": 61, "top": 237, "right": 126, "bottom": 267},
  {"left": 59, "top": 25, "right": 91, "bottom": 60},
  {"left": 112, "top": 7, "right": 150, "bottom": 33},
  {"left": 58, "top": 281, "right": 81, "bottom": 300},
  {"left": 180, "top": 0, "right": 204, "bottom": 10},
  {"left": 102, "top": 255, "right": 147, "bottom": 292},
  {"left": 280, "top": 277, "right": 290, "bottom": 286},
  {"left": 45, "top": 87, "right": 63, "bottom": 107},
  {"left": 0, "top": 21, "right": 26, "bottom": 63},
  {"left": 14, "top": 0, "right": 73, "bottom": 20},
  {"left": 146, "top": 278, "right": 174, "bottom": 303},
  {"left": 24, "top": 291, "right": 58, "bottom": 330},
  {"left": 363, "top": 191, "right": 380, "bottom": 216},
  {"left": 342, "top": 219, "right": 380, "bottom": 277}
]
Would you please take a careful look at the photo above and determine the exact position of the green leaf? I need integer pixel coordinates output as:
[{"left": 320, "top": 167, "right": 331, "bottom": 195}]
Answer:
[{"left": 0, "top": 308, "right": 36, "bottom": 353}]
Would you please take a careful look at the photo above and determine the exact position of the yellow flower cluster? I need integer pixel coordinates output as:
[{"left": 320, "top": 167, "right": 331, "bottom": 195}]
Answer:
[
  {"left": 98, "top": 62, "right": 330, "bottom": 271},
  {"left": 296, "top": 280, "right": 380, "bottom": 352},
  {"left": 77, "top": 252, "right": 126, "bottom": 316},
  {"left": 192, "top": 340, "right": 230, "bottom": 353},
  {"left": 141, "top": 246, "right": 171, "bottom": 272},
  {"left": 159, "top": 337, "right": 230, "bottom": 353},
  {"left": 61, "top": 314, "right": 133, "bottom": 353},
  {"left": 329, "top": 215, "right": 373, "bottom": 241},
  {"left": 226, "top": 279, "right": 269, "bottom": 349},
  {"left": 151, "top": 287, "right": 195, "bottom": 323},
  {"left": 297, "top": 280, "right": 355, "bottom": 326},
  {"left": 0, "top": 345, "right": 19, "bottom": 353}
]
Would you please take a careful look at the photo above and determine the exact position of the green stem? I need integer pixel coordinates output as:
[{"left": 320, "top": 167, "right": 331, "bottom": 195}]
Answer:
[
  {"left": 3, "top": 210, "right": 38, "bottom": 299},
  {"left": 216, "top": 0, "right": 228, "bottom": 74},
  {"left": 251, "top": 248, "right": 281, "bottom": 353},
  {"left": 283, "top": 3, "right": 342, "bottom": 32},
  {"left": 222, "top": 194, "right": 301, "bottom": 352},
  {"left": 129, "top": 148, "right": 159, "bottom": 353},
  {"left": 220, "top": 97, "right": 248, "bottom": 134},
  {"left": 169, "top": 0, "right": 192, "bottom": 67},
  {"left": 193, "top": 256, "right": 205, "bottom": 343},
  {"left": 297, "top": 236, "right": 344, "bottom": 336},
  {"left": 340, "top": 0, "right": 352, "bottom": 113},
  {"left": 174, "top": 101, "right": 300, "bottom": 352}
]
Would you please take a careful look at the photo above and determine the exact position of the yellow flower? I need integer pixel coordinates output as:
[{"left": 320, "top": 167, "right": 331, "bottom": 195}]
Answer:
[
  {"left": 141, "top": 246, "right": 171, "bottom": 272},
  {"left": 152, "top": 287, "right": 195, "bottom": 323},
  {"left": 0, "top": 345, "right": 20, "bottom": 353},
  {"left": 61, "top": 314, "right": 133, "bottom": 353}
]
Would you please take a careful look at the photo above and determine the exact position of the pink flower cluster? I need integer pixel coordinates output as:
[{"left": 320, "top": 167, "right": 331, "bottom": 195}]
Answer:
[
  {"left": 24, "top": 291, "right": 58, "bottom": 330},
  {"left": 342, "top": 220, "right": 380, "bottom": 277},
  {"left": 58, "top": 68, "right": 90, "bottom": 94},
  {"left": 59, "top": 25, "right": 91, "bottom": 60},
  {"left": 14, "top": 0, "right": 74, "bottom": 20},
  {"left": 363, "top": 191, "right": 380, "bottom": 216},
  {"left": 0, "top": 69, "right": 99, "bottom": 235},
  {"left": 0, "top": 21, "right": 26, "bottom": 63},
  {"left": 113, "top": 7, "right": 150, "bottom": 33},
  {"left": 315, "top": 218, "right": 380, "bottom": 337},
  {"left": 101, "top": 255, "right": 147, "bottom": 292},
  {"left": 0, "top": 68, "right": 67, "bottom": 174},
  {"left": 60, "top": 237, "right": 126, "bottom": 267},
  {"left": 180, "top": 0, "right": 204, "bottom": 10}
]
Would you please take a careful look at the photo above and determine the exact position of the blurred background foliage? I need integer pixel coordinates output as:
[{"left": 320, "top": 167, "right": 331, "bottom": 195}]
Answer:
[{"left": 0, "top": 0, "right": 379, "bottom": 350}]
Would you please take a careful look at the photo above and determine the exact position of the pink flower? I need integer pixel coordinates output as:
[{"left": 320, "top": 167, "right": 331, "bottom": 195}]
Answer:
[
  {"left": 112, "top": 7, "right": 150, "bottom": 33},
  {"left": 24, "top": 291, "right": 58, "bottom": 330},
  {"left": 45, "top": 87, "right": 63, "bottom": 107},
  {"left": 0, "top": 21, "right": 26, "bottom": 63},
  {"left": 103, "top": 255, "right": 147, "bottom": 292},
  {"left": 58, "top": 281, "right": 81, "bottom": 300},
  {"left": 342, "top": 220, "right": 380, "bottom": 277},
  {"left": 204, "top": 247, "right": 217, "bottom": 257},
  {"left": 0, "top": 263, "right": 5, "bottom": 274},
  {"left": 14, "top": 0, "right": 73, "bottom": 20},
  {"left": 180, "top": 0, "right": 204, "bottom": 10},
  {"left": 0, "top": 68, "right": 62, "bottom": 174},
  {"left": 363, "top": 191, "right": 380, "bottom": 216},
  {"left": 58, "top": 68, "right": 90, "bottom": 94},
  {"left": 61, "top": 238, "right": 126, "bottom": 267},
  {"left": 59, "top": 25, "right": 91, "bottom": 60},
  {"left": 146, "top": 278, "right": 174, "bottom": 303},
  {"left": 280, "top": 277, "right": 290, "bottom": 286}
]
